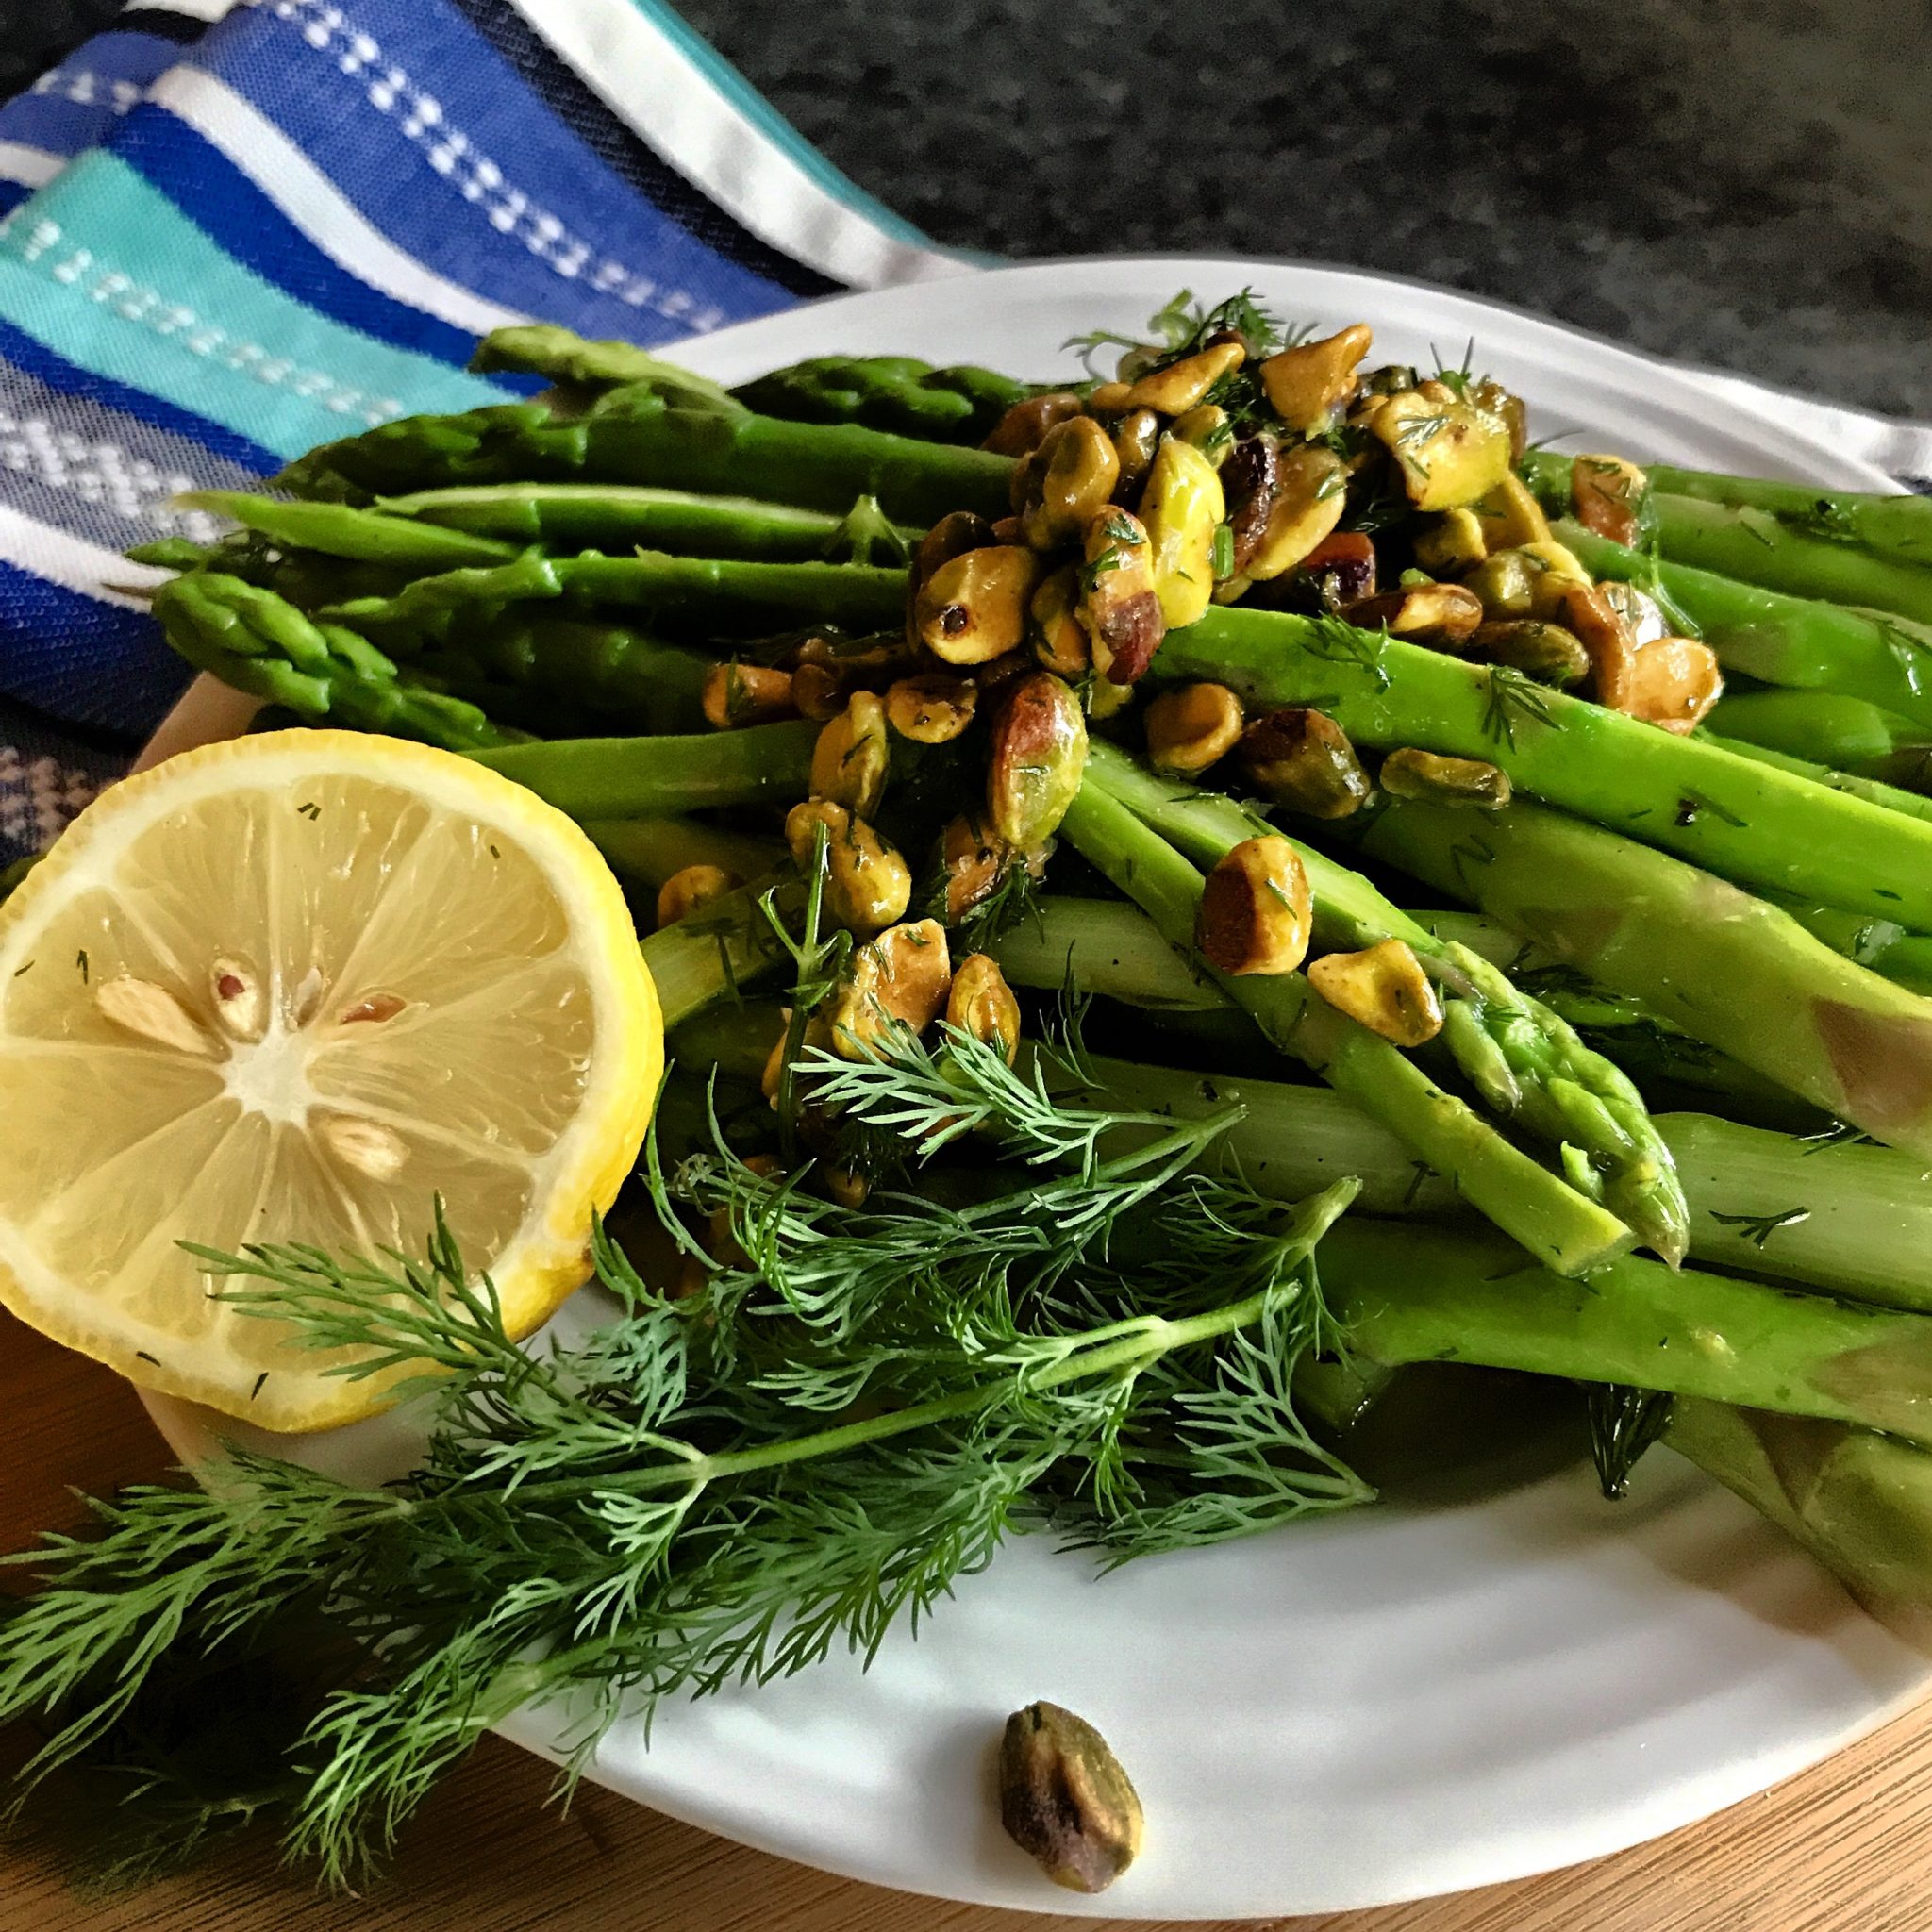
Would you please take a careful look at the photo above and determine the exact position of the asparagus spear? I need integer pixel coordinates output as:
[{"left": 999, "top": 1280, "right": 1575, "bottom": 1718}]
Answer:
[
  {"left": 1359, "top": 790, "right": 1932, "bottom": 1157},
  {"left": 407, "top": 610, "right": 711, "bottom": 737},
  {"left": 470, "top": 324, "right": 744, "bottom": 413},
  {"left": 1062, "top": 1052, "right": 1932, "bottom": 1310},
  {"left": 472, "top": 721, "right": 817, "bottom": 819},
  {"left": 279, "top": 395, "right": 1013, "bottom": 525},
  {"left": 1084, "top": 742, "right": 1688, "bottom": 1262},
  {"left": 1324, "top": 1217, "right": 1932, "bottom": 1446},
  {"left": 321, "top": 551, "right": 906, "bottom": 645},
  {"left": 1526, "top": 450, "right": 1932, "bottom": 572},
  {"left": 1156, "top": 602, "right": 1932, "bottom": 927},
  {"left": 1557, "top": 519, "right": 1932, "bottom": 732},
  {"left": 1059, "top": 782, "right": 1635, "bottom": 1276},
  {"left": 1758, "top": 895, "right": 1932, "bottom": 992},
  {"left": 1647, "top": 493, "right": 1932, "bottom": 626},
  {"left": 1706, "top": 689, "right": 1929, "bottom": 778},
  {"left": 992, "top": 894, "right": 1223, "bottom": 1011},
  {"left": 639, "top": 874, "right": 798, "bottom": 1027},
  {"left": 996, "top": 894, "right": 1802, "bottom": 1123},
  {"left": 151, "top": 572, "right": 525, "bottom": 752},
  {"left": 731, "top": 353, "right": 1030, "bottom": 443},
  {"left": 581, "top": 816, "right": 782, "bottom": 890},
  {"left": 1703, "top": 732, "right": 1932, "bottom": 827},
  {"left": 370, "top": 481, "right": 907, "bottom": 560},
  {"left": 1667, "top": 1402, "right": 1932, "bottom": 1650},
  {"left": 175, "top": 491, "right": 519, "bottom": 570}
]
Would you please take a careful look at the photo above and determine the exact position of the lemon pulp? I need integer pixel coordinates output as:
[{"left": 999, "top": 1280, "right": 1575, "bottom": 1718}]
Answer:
[{"left": 0, "top": 731, "right": 660, "bottom": 1430}]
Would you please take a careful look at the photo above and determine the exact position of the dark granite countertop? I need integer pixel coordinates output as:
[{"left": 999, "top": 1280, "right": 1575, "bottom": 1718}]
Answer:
[{"left": 12, "top": 0, "right": 1928, "bottom": 415}]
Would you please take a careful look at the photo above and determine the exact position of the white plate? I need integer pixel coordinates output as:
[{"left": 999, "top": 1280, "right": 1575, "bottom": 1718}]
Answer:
[{"left": 138, "top": 258, "right": 1928, "bottom": 1918}]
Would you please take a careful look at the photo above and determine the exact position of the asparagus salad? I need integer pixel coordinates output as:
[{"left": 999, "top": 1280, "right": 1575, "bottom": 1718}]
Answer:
[{"left": 6, "top": 290, "right": 1932, "bottom": 1892}]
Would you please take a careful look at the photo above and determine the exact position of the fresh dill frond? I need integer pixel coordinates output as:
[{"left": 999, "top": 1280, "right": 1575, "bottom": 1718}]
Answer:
[
  {"left": 1062, "top": 290, "right": 1290, "bottom": 380},
  {"left": 1584, "top": 1382, "right": 1674, "bottom": 1501},
  {"left": 759, "top": 823, "right": 849, "bottom": 1157},
  {"left": 1480, "top": 664, "right": 1558, "bottom": 749},
  {"left": 1427, "top": 337, "right": 1481, "bottom": 398},
  {"left": 1707, "top": 1205, "right": 1811, "bottom": 1248},
  {"left": 949, "top": 847, "right": 1045, "bottom": 953},
  {"left": 1303, "top": 612, "right": 1393, "bottom": 691}
]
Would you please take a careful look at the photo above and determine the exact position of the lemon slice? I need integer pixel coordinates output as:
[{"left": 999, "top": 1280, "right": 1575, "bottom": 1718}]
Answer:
[{"left": 0, "top": 730, "right": 660, "bottom": 1431}]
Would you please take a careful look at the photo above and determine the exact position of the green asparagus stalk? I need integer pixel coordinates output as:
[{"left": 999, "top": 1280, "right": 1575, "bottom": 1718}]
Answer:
[
  {"left": 404, "top": 610, "right": 711, "bottom": 737},
  {"left": 1324, "top": 1217, "right": 1932, "bottom": 1446},
  {"left": 1758, "top": 895, "right": 1932, "bottom": 991},
  {"left": 1666, "top": 1403, "right": 1932, "bottom": 1651},
  {"left": 321, "top": 551, "right": 906, "bottom": 644},
  {"left": 997, "top": 895, "right": 1797, "bottom": 1121},
  {"left": 1156, "top": 602, "right": 1932, "bottom": 927},
  {"left": 175, "top": 491, "right": 519, "bottom": 570},
  {"left": 152, "top": 572, "right": 525, "bottom": 752},
  {"left": 1358, "top": 791, "right": 1932, "bottom": 1158},
  {"left": 991, "top": 894, "right": 1222, "bottom": 1011},
  {"left": 1059, "top": 782, "right": 1635, "bottom": 1276},
  {"left": 1525, "top": 450, "right": 1932, "bottom": 571},
  {"left": 1706, "top": 689, "right": 1929, "bottom": 777},
  {"left": 1557, "top": 518, "right": 1932, "bottom": 731},
  {"left": 582, "top": 816, "right": 783, "bottom": 890},
  {"left": 471, "top": 722, "right": 816, "bottom": 820},
  {"left": 470, "top": 324, "right": 745, "bottom": 413},
  {"left": 1063, "top": 1052, "right": 1932, "bottom": 1310},
  {"left": 1083, "top": 741, "right": 1687, "bottom": 1262},
  {"left": 639, "top": 874, "right": 798, "bottom": 1027},
  {"left": 1702, "top": 732, "right": 1932, "bottom": 827},
  {"left": 370, "top": 481, "right": 908, "bottom": 560},
  {"left": 1647, "top": 493, "right": 1932, "bottom": 626},
  {"left": 278, "top": 395, "right": 1013, "bottom": 525},
  {"left": 731, "top": 353, "right": 1030, "bottom": 443}
]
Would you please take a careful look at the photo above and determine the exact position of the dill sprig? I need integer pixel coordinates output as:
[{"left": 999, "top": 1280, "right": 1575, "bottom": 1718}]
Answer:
[
  {"left": 1584, "top": 1383, "right": 1674, "bottom": 1501},
  {"left": 1062, "top": 289, "right": 1291, "bottom": 380},
  {"left": 1480, "top": 663, "right": 1558, "bottom": 749},
  {"left": 0, "top": 1031, "right": 1371, "bottom": 1889},
  {"left": 760, "top": 822, "right": 848, "bottom": 1157},
  {"left": 1708, "top": 1205, "right": 1811, "bottom": 1248},
  {"left": 1303, "top": 612, "right": 1393, "bottom": 692}
]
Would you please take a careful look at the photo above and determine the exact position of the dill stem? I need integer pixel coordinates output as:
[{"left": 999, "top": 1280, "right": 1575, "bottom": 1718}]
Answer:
[
  {"left": 471, "top": 1173, "right": 1355, "bottom": 1515},
  {"left": 520, "top": 1191, "right": 1352, "bottom": 1507}
]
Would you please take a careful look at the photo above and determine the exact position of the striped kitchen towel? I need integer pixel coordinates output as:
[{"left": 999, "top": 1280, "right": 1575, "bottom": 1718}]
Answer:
[
  {"left": 0, "top": 0, "right": 1927, "bottom": 864},
  {"left": 0, "top": 0, "right": 969, "bottom": 861}
]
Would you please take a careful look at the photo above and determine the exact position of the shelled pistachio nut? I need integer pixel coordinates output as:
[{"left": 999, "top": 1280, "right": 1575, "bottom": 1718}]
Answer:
[
  {"left": 828, "top": 917, "right": 953, "bottom": 1053},
  {"left": 810, "top": 690, "right": 891, "bottom": 815},
  {"left": 1077, "top": 508, "right": 1164, "bottom": 684},
  {"left": 915, "top": 545, "right": 1043, "bottom": 664},
  {"left": 1257, "top": 323, "right": 1373, "bottom": 434},
  {"left": 1470, "top": 619, "right": 1591, "bottom": 687},
  {"left": 1124, "top": 338, "right": 1243, "bottom": 414},
  {"left": 1379, "top": 746, "right": 1511, "bottom": 808},
  {"left": 785, "top": 798, "right": 911, "bottom": 937},
  {"left": 1022, "top": 415, "right": 1122, "bottom": 550},
  {"left": 987, "top": 672, "right": 1089, "bottom": 848},
  {"left": 946, "top": 953, "right": 1023, "bottom": 1064},
  {"left": 1196, "top": 835, "right": 1313, "bottom": 976},
  {"left": 656, "top": 863, "right": 742, "bottom": 929},
  {"left": 703, "top": 660, "right": 795, "bottom": 730},
  {"left": 1307, "top": 939, "right": 1443, "bottom": 1045},
  {"left": 1141, "top": 434, "right": 1225, "bottom": 630},
  {"left": 1570, "top": 453, "right": 1649, "bottom": 547},
  {"left": 1144, "top": 682, "right": 1244, "bottom": 775},
  {"left": 998, "top": 1702, "right": 1144, "bottom": 1896},
  {"left": 885, "top": 672, "right": 978, "bottom": 744},
  {"left": 1239, "top": 707, "right": 1373, "bottom": 818}
]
